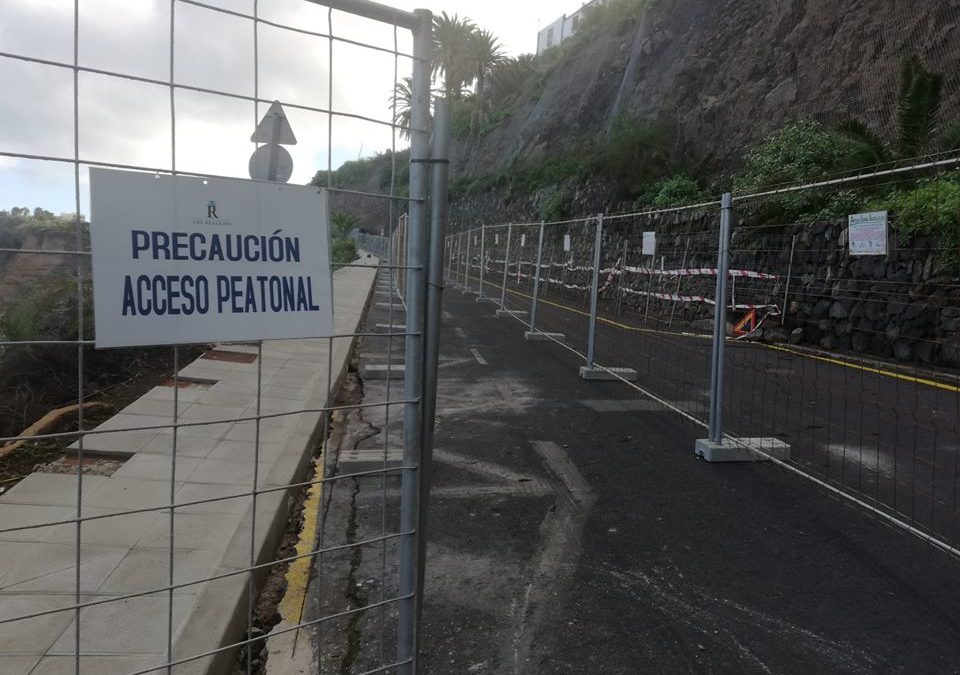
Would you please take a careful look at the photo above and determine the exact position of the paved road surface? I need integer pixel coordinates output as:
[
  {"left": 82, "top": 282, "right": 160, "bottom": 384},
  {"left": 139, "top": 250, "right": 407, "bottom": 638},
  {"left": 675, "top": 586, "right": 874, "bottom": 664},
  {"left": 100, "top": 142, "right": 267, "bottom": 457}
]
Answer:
[
  {"left": 485, "top": 275, "right": 960, "bottom": 550},
  {"left": 417, "top": 283, "right": 960, "bottom": 674}
]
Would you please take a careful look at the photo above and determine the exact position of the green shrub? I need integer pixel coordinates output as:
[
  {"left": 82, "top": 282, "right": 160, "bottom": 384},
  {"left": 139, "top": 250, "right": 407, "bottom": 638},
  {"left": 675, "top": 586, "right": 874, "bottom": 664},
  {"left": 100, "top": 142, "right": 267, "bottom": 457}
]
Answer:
[
  {"left": 590, "top": 117, "right": 683, "bottom": 198},
  {"left": 539, "top": 189, "right": 572, "bottom": 221},
  {"left": 650, "top": 175, "right": 704, "bottom": 208},
  {"left": 734, "top": 120, "right": 880, "bottom": 223},
  {"left": 331, "top": 238, "right": 358, "bottom": 266},
  {"left": 873, "top": 174, "right": 960, "bottom": 248}
]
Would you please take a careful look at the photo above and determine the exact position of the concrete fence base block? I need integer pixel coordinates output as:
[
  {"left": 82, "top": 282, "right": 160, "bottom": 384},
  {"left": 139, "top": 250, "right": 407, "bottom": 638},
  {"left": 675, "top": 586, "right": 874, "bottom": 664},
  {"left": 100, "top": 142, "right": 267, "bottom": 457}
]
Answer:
[
  {"left": 476, "top": 297, "right": 498, "bottom": 304},
  {"left": 496, "top": 310, "right": 529, "bottom": 318},
  {"left": 360, "top": 364, "right": 405, "bottom": 380},
  {"left": 579, "top": 366, "right": 638, "bottom": 382},
  {"left": 524, "top": 331, "right": 565, "bottom": 342},
  {"left": 694, "top": 438, "right": 791, "bottom": 463}
]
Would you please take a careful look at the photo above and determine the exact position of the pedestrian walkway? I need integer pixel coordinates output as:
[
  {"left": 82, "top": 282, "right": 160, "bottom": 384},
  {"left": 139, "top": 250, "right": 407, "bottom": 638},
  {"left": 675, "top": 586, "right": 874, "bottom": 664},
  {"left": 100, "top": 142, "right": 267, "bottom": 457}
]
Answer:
[{"left": 0, "top": 257, "right": 377, "bottom": 675}]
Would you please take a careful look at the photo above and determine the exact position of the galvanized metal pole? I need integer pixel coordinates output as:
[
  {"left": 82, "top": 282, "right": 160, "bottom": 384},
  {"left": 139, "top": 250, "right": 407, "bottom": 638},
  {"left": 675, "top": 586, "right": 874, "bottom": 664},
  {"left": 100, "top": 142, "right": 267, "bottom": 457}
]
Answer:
[
  {"left": 478, "top": 225, "right": 486, "bottom": 299},
  {"left": 463, "top": 228, "right": 471, "bottom": 290},
  {"left": 529, "top": 221, "right": 545, "bottom": 332},
  {"left": 708, "top": 193, "right": 733, "bottom": 444},
  {"left": 398, "top": 9, "right": 432, "bottom": 672},
  {"left": 668, "top": 237, "right": 691, "bottom": 327},
  {"left": 782, "top": 233, "right": 797, "bottom": 326},
  {"left": 418, "top": 96, "right": 450, "bottom": 624},
  {"left": 586, "top": 214, "right": 603, "bottom": 368},
  {"left": 499, "top": 223, "right": 513, "bottom": 311},
  {"left": 616, "top": 237, "right": 627, "bottom": 316}
]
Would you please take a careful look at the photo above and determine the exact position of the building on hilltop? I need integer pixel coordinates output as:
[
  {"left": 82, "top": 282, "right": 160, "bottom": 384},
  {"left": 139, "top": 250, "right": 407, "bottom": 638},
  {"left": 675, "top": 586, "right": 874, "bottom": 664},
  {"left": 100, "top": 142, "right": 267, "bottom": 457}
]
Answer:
[{"left": 536, "top": 0, "right": 608, "bottom": 55}]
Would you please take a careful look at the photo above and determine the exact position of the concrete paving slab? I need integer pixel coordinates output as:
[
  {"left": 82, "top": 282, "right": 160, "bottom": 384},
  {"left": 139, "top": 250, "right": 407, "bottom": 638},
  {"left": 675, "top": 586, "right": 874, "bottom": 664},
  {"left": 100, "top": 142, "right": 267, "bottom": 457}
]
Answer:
[
  {"left": 30, "top": 655, "right": 162, "bottom": 675},
  {"left": 138, "top": 434, "right": 220, "bottom": 458},
  {"left": 48, "top": 595, "right": 193, "bottom": 655},
  {"left": 187, "top": 458, "right": 272, "bottom": 486},
  {"left": 0, "top": 594, "right": 81, "bottom": 655},
  {"left": 0, "top": 656, "right": 41, "bottom": 675},
  {"left": 174, "top": 483, "right": 252, "bottom": 516},
  {"left": 179, "top": 403, "right": 246, "bottom": 423},
  {"left": 0, "top": 473, "right": 108, "bottom": 507},
  {"left": 0, "top": 504, "right": 75, "bottom": 543},
  {"left": 145, "top": 385, "right": 210, "bottom": 404},
  {"left": 70, "top": 430, "right": 155, "bottom": 455},
  {"left": 0, "top": 542, "right": 126, "bottom": 593},
  {"left": 136, "top": 511, "right": 246, "bottom": 551},
  {"left": 99, "top": 546, "right": 221, "bottom": 596},
  {"left": 84, "top": 477, "right": 180, "bottom": 510},
  {"left": 92, "top": 413, "right": 174, "bottom": 432},
  {"left": 112, "top": 454, "right": 202, "bottom": 483},
  {"left": 205, "top": 439, "right": 284, "bottom": 463},
  {"left": 37, "top": 507, "right": 161, "bottom": 548}
]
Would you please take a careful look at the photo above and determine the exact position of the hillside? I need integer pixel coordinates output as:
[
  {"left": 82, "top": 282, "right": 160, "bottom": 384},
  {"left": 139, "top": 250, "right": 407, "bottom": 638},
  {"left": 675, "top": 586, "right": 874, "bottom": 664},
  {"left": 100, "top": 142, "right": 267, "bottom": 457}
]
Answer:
[{"left": 325, "top": 0, "right": 960, "bottom": 229}]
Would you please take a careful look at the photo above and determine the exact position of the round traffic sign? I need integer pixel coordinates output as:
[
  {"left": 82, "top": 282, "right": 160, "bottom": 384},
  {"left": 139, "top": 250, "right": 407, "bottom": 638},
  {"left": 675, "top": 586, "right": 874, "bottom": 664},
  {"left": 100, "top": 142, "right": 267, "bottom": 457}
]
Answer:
[{"left": 248, "top": 144, "right": 294, "bottom": 183}]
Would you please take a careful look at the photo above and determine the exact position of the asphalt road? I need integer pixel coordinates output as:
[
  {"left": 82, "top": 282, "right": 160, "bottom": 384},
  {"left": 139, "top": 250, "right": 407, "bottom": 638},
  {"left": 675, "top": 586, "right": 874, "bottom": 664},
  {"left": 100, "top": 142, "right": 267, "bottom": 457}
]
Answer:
[
  {"left": 477, "top": 271, "right": 960, "bottom": 550},
  {"left": 417, "top": 280, "right": 960, "bottom": 674}
]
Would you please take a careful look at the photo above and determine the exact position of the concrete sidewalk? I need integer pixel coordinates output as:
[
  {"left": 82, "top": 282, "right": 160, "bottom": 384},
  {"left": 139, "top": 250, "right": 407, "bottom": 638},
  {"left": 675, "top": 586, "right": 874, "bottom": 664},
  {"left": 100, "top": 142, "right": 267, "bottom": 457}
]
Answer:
[{"left": 0, "top": 256, "right": 378, "bottom": 675}]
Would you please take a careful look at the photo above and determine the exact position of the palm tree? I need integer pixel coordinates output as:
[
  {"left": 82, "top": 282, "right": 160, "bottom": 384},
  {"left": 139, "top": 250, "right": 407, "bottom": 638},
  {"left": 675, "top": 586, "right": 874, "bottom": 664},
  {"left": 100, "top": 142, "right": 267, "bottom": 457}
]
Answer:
[
  {"left": 432, "top": 12, "right": 476, "bottom": 98},
  {"left": 897, "top": 58, "right": 943, "bottom": 157},
  {"left": 467, "top": 29, "right": 505, "bottom": 97},
  {"left": 390, "top": 77, "right": 413, "bottom": 140},
  {"left": 486, "top": 55, "right": 536, "bottom": 107}
]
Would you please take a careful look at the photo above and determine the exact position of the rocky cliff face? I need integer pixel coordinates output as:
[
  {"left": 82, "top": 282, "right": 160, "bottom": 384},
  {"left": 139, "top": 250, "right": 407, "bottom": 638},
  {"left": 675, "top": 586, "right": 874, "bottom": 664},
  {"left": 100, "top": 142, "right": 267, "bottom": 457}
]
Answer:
[{"left": 451, "top": 0, "right": 960, "bottom": 184}]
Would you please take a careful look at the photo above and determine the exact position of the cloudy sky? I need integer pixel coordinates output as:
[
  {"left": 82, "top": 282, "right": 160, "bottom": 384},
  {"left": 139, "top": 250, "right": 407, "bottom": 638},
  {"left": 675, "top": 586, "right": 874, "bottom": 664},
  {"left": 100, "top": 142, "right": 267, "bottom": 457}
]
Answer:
[{"left": 0, "top": 0, "right": 574, "bottom": 215}]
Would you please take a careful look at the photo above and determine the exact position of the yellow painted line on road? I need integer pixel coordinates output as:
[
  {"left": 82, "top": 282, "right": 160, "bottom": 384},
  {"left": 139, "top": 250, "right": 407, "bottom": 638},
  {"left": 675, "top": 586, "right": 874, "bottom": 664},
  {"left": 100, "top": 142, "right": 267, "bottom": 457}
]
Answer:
[
  {"left": 465, "top": 273, "right": 960, "bottom": 393},
  {"left": 472, "top": 275, "right": 706, "bottom": 339},
  {"left": 276, "top": 413, "right": 333, "bottom": 624},
  {"left": 762, "top": 344, "right": 960, "bottom": 393}
]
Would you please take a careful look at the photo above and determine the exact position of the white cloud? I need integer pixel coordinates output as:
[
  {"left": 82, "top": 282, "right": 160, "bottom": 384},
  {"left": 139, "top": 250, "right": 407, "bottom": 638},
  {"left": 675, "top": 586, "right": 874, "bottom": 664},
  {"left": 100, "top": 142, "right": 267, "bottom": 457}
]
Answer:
[{"left": 0, "top": 0, "right": 567, "bottom": 211}]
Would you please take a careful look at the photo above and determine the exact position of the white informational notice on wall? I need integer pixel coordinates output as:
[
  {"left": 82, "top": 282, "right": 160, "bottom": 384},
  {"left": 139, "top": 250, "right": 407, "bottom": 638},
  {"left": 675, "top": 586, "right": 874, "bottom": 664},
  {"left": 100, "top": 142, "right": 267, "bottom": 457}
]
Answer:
[
  {"left": 848, "top": 211, "right": 889, "bottom": 256},
  {"left": 642, "top": 231, "right": 656, "bottom": 256},
  {"left": 563, "top": 234, "right": 571, "bottom": 252},
  {"left": 89, "top": 168, "right": 334, "bottom": 348}
]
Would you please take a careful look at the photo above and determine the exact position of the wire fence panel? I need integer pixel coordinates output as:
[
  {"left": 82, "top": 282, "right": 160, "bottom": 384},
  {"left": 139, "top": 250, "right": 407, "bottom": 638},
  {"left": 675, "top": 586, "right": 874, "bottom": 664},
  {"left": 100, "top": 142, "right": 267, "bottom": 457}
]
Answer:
[
  {"left": 0, "top": 1, "right": 436, "bottom": 674},
  {"left": 726, "top": 174, "right": 960, "bottom": 551},
  {"left": 457, "top": 162, "right": 960, "bottom": 561}
]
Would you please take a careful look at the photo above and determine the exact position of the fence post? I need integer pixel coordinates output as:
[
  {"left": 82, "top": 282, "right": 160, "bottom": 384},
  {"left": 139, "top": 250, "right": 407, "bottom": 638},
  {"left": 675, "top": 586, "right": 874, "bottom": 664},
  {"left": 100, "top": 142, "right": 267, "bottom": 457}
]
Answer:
[
  {"left": 477, "top": 224, "right": 486, "bottom": 300},
  {"left": 498, "top": 223, "right": 513, "bottom": 311},
  {"left": 463, "top": 227, "right": 471, "bottom": 290},
  {"left": 782, "top": 233, "right": 797, "bottom": 325},
  {"left": 529, "top": 222, "right": 544, "bottom": 330},
  {"left": 397, "top": 9, "right": 432, "bottom": 672},
  {"left": 418, "top": 96, "right": 450, "bottom": 623},
  {"left": 586, "top": 214, "right": 603, "bottom": 368}
]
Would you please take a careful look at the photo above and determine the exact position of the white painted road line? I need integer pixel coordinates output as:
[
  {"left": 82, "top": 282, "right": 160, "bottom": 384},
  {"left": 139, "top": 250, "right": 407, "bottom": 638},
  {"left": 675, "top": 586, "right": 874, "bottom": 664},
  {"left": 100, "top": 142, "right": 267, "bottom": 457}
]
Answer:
[
  {"left": 470, "top": 348, "right": 488, "bottom": 366},
  {"left": 454, "top": 327, "right": 467, "bottom": 339}
]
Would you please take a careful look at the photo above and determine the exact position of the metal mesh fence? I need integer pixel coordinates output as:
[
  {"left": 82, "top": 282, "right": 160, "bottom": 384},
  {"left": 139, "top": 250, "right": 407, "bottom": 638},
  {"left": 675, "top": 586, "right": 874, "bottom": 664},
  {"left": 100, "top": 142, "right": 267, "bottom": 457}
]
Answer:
[
  {"left": 0, "top": 1, "right": 436, "bottom": 674},
  {"left": 448, "top": 162, "right": 960, "bottom": 561}
]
